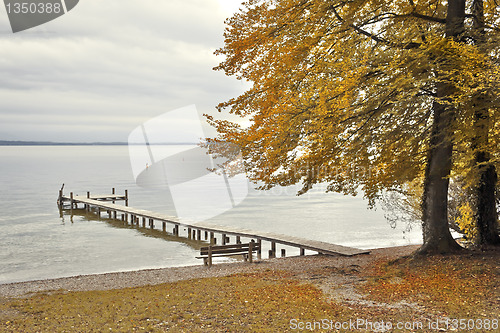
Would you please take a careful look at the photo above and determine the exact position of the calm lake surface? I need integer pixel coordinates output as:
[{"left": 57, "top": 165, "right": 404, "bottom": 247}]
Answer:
[{"left": 0, "top": 146, "right": 422, "bottom": 284}]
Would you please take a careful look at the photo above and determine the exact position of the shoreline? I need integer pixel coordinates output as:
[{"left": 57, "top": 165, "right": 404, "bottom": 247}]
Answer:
[{"left": 0, "top": 244, "right": 421, "bottom": 298}]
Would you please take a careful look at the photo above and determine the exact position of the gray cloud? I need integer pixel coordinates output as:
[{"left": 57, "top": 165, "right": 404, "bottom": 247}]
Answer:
[{"left": 0, "top": 0, "right": 244, "bottom": 142}]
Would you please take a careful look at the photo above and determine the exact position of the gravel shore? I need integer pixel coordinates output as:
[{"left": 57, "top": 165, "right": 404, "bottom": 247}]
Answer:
[{"left": 0, "top": 245, "right": 420, "bottom": 299}]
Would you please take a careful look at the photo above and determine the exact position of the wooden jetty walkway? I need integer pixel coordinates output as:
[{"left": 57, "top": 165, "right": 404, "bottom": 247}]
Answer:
[{"left": 58, "top": 188, "right": 370, "bottom": 259}]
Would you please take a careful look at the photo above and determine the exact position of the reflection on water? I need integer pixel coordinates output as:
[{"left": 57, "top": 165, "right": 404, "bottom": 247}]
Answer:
[{"left": 65, "top": 208, "right": 207, "bottom": 251}]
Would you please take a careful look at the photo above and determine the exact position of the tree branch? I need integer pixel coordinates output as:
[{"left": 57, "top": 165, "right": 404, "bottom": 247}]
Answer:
[{"left": 330, "top": 6, "right": 421, "bottom": 49}]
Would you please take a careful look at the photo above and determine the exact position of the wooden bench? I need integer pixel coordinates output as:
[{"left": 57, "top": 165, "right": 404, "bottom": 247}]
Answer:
[{"left": 197, "top": 241, "right": 260, "bottom": 267}]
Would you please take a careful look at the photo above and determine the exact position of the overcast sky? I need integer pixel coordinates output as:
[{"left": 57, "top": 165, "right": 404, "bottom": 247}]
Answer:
[{"left": 0, "top": 0, "right": 246, "bottom": 142}]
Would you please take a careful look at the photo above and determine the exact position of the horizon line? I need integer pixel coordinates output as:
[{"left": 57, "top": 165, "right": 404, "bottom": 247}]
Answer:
[{"left": 0, "top": 140, "right": 199, "bottom": 146}]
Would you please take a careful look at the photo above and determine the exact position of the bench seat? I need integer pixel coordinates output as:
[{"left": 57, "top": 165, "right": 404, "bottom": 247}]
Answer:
[{"left": 197, "top": 241, "right": 260, "bottom": 267}]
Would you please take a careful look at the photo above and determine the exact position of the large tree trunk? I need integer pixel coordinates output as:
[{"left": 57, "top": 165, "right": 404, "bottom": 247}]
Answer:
[
  {"left": 419, "top": 99, "right": 462, "bottom": 254},
  {"left": 471, "top": 0, "right": 500, "bottom": 246},
  {"left": 418, "top": 0, "right": 466, "bottom": 255},
  {"left": 475, "top": 152, "right": 500, "bottom": 245}
]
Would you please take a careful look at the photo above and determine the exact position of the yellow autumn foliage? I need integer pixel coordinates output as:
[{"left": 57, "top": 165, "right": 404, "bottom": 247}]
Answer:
[
  {"left": 456, "top": 202, "right": 478, "bottom": 242},
  {"left": 209, "top": 0, "right": 500, "bottom": 209}
]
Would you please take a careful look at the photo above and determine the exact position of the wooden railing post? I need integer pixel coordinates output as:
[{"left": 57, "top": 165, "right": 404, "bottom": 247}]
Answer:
[
  {"left": 257, "top": 239, "right": 262, "bottom": 260},
  {"left": 248, "top": 240, "right": 255, "bottom": 263},
  {"left": 58, "top": 190, "right": 63, "bottom": 207},
  {"left": 208, "top": 245, "right": 213, "bottom": 267},
  {"left": 57, "top": 184, "right": 64, "bottom": 207},
  {"left": 125, "top": 189, "right": 128, "bottom": 206}
]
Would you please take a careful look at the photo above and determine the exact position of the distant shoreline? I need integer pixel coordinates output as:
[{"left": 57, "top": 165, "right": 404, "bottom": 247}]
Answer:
[{"left": 0, "top": 141, "right": 198, "bottom": 146}]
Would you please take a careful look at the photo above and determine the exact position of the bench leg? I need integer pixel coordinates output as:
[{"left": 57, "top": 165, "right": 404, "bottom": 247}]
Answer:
[
  {"left": 203, "top": 258, "right": 208, "bottom": 266},
  {"left": 208, "top": 247, "right": 212, "bottom": 268}
]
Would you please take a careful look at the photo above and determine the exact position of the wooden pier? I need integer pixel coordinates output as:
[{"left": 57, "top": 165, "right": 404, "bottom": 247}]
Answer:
[{"left": 59, "top": 189, "right": 370, "bottom": 259}]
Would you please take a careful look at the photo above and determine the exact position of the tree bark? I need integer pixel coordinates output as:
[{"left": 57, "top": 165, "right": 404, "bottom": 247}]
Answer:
[
  {"left": 475, "top": 151, "right": 500, "bottom": 245},
  {"left": 471, "top": 0, "right": 500, "bottom": 246},
  {"left": 419, "top": 100, "right": 462, "bottom": 254},
  {"left": 418, "top": 0, "right": 466, "bottom": 255}
]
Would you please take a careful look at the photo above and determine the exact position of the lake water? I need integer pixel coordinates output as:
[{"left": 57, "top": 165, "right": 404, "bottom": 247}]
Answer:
[{"left": 0, "top": 146, "right": 422, "bottom": 284}]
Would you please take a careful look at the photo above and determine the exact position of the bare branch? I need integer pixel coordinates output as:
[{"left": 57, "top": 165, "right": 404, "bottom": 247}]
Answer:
[{"left": 330, "top": 6, "right": 421, "bottom": 49}]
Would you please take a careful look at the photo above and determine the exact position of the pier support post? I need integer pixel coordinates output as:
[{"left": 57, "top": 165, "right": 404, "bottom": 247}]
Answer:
[
  {"left": 70, "top": 192, "right": 74, "bottom": 216},
  {"left": 204, "top": 231, "right": 208, "bottom": 240},
  {"left": 150, "top": 219, "right": 154, "bottom": 229},
  {"left": 197, "top": 229, "right": 201, "bottom": 240},
  {"left": 121, "top": 214, "right": 124, "bottom": 221},
  {"left": 300, "top": 248, "right": 305, "bottom": 256},
  {"left": 174, "top": 225, "right": 179, "bottom": 236},
  {"left": 188, "top": 228, "right": 192, "bottom": 239},
  {"left": 84, "top": 192, "right": 90, "bottom": 211},
  {"left": 162, "top": 222, "right": 166, "bottom": 232},
  {"left": 236, "top": 236, "right": 241, "bottom": 244},
  {"left": 97, "top": 208, "right": 101, "bottom": 219},
  {"left": 270, "top": 242, "right": 276, "bottom": 258},
  {"left": 210, "top": 232, "right": 214, "bottom": 244},
  {"left": 281, "top": 249, "right": 286, "bottom": 258},
  {"left": 222, "top": 233, "right": 227, "bottom": 245}
]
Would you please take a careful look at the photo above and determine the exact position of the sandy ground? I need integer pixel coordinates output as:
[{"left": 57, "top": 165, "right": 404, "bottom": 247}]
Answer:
[{"left": 0, "top": 245, "right": 420, "bottom": 299}]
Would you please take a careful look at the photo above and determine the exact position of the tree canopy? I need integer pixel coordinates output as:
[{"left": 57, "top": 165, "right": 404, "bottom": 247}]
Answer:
[{"left": 209, "top": 0, "right": 500, "bottom": 252}]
